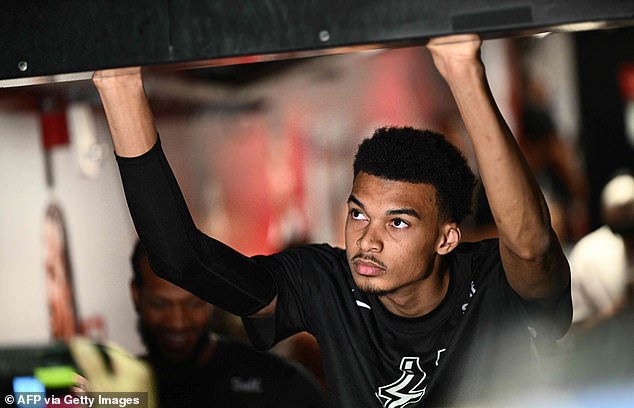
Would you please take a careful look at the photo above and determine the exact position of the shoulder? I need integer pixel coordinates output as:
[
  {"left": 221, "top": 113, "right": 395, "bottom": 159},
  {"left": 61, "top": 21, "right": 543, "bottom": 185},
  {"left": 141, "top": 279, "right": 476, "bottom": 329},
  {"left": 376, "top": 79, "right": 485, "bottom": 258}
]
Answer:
[
  {"left": 217, "top": 338, "right": 323, "bottom": 389},
  {"left": 569, "top": 226, "right": 625, "bottom": 283},
  {"left": 252, "top": 243, "right": 347, "bottom": 275},
  {"left": 278, "top": 243, "right": 345, "bottom": 259},
  {"left": 445, "top": 239, "right": 504, "bottom": 297},
  {"left": 570, "top": 226, "right": 621, "bottom": 260},
  {"left": 213, "top": 337, "right": 326, "bottom": 405},
  {"left": 452, "top": 238, "right": 500, "bottom": 266},
  {"left": 217, "top": 337, "right": 307, "bottom": 373}
]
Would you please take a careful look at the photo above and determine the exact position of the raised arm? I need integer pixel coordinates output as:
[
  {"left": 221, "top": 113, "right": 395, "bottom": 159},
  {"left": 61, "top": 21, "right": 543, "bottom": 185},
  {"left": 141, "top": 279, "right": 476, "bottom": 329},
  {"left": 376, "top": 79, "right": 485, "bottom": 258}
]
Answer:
[
  {"left": 92, "top": 68, "right": 157, "bottom": 157},
  {"left": 427, "top": 35, "right": 570, "bottom": 303},
  {"left": 93, "top": 68, "right": 277, "bottom": 317}
]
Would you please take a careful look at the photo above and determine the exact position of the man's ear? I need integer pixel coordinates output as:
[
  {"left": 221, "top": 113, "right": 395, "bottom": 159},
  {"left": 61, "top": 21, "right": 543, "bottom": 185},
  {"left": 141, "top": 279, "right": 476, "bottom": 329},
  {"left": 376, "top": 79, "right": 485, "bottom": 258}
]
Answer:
[
  {"left": 437, "top": 223, "right": 461, "bottom": 255},
  {"left": 130, "top": 280, "right": 141, "bottom": 313}
]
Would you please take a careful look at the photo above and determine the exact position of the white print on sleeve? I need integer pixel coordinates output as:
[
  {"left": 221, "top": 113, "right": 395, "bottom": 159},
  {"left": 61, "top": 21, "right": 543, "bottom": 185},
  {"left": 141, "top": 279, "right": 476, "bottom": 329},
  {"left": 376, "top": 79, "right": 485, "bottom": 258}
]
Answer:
[
  {"left": 461, "top": 280, "right": 477, "bottom": 314},
  {"left": 435, "top": 349, "right": 446, "bottom": 366}
]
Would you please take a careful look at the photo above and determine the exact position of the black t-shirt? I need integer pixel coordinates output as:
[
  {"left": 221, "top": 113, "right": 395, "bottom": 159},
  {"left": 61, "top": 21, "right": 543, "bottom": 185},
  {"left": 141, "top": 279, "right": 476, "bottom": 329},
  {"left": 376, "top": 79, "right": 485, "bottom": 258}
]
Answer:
[
  {"left": 148, "top": 337, "right": 326, "bottom": 408},
  {"left": 116, "top": 141, "right": 571, "bottom": 407},
  {"left": 244, "top": 240, "right": 571, "bottom": 408}
]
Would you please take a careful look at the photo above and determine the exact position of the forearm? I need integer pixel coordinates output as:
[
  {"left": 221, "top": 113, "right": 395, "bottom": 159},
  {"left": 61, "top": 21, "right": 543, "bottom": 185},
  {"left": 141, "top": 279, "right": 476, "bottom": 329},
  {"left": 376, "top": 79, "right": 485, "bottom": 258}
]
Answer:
[
  {"left": 444, "top": 61, "right": 552, "bottom": 257},
  {"left": 93, "top": 68, "right": 277, "bottom": 316},
  {"left": 93, "top": 68, "right": 157, "bottom": 157},
  {"left": 117, "top": 141, "right": 277, "bottom": 316},
  {"left": 427, "top": 35, "right": 569, "bottom": 301}
]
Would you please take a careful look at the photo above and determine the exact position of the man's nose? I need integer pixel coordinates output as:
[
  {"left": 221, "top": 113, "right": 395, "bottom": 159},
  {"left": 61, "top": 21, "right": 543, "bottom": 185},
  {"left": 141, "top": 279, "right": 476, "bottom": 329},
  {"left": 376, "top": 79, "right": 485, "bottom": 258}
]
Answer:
[
  {"left": 164, "top": 305, "right": 188, "bottom": 330},
  {"left": 357, "top": 223, "right": 383, "bottom": 252}
]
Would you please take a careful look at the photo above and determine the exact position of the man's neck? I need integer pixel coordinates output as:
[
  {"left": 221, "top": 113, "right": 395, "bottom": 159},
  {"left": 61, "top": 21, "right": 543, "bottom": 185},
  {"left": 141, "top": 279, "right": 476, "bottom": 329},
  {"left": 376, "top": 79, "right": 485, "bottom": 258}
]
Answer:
[{"left": 379, "top": 261, "right": 451, "bottom": 318}]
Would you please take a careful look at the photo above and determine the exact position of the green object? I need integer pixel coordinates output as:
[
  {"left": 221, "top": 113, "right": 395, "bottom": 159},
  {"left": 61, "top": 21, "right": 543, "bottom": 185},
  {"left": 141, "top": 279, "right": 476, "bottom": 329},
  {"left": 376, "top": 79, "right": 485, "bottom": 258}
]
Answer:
[{"left": 34, "top": 365, "right": 76, "bottom": 389}]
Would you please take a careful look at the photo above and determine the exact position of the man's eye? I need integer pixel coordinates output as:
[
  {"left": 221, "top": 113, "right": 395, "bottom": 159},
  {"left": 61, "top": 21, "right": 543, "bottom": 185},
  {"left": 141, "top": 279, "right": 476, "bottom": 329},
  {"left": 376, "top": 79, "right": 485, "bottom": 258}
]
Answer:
[
  {"left": 391, "top": 218, "right": 409, "bottom": 229},
  {"left": 187, "top": 299, "right": 206, "bottom": 309},
  {"left": 149, "top": 301, "right": 166, "bottom": 309},
  {"left": 351, "top": 209, "right": 367, "bottom": 221}
]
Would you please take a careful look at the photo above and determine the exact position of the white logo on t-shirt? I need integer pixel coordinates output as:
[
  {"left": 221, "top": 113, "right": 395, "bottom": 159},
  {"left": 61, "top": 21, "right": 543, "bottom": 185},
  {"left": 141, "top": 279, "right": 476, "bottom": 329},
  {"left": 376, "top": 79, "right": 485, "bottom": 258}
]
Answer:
[
  {"left": 376, "top": 357, "right": 427, "bottom": 408},
  {"left": 230, "top": 377, "right": 264, "bottom": 393}
]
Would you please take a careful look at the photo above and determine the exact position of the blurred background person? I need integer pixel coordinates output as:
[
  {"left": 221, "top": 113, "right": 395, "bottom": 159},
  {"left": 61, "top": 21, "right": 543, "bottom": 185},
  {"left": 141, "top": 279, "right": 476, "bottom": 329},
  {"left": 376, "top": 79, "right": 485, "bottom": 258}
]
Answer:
[
  {"left": 130, "top": 240, "right": 326, "bottom": 408},
  {"left": 568, "top": 171, "right": 634, "bottom": 329},
  {"left": 551, "top": 172, "right": 634, "bottom": 391}
]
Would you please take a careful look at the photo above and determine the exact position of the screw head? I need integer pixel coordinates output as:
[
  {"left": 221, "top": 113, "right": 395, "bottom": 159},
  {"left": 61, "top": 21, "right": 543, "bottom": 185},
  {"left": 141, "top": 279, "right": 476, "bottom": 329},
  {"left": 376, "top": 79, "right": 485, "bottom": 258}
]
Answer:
[
  {"left": 18, "top": 61, "right": 28, "bottom": 72},
  {"left": 318, "top": 30, "right": 330, "bottom": 42}
]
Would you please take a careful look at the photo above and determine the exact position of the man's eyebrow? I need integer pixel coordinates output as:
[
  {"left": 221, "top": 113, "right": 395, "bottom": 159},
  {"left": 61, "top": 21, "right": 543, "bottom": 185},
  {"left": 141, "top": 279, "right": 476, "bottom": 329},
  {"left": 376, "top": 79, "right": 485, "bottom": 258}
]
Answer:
[
  {"left": 348, "top": 194, "right": 421, "bottom": 219},
  {"left": 347, "top": 194, "right": 364, "bottom": 209},
  {"left": 386, "top": 208, "right": 420, "bottom": 219}
]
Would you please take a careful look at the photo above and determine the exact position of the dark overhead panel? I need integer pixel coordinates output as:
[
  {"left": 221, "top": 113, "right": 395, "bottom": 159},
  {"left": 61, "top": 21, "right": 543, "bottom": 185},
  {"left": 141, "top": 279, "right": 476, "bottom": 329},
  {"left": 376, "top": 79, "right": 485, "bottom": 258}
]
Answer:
[{"left": 1, "top": 0, "right": 633, "bottom": 85}]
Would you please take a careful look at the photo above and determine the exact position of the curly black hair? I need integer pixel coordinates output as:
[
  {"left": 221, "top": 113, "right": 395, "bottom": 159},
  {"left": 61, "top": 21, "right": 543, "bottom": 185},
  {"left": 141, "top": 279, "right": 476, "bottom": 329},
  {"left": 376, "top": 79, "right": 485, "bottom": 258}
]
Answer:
[{"left": 353, "top": 126, "right": 476, "bottom": 223}]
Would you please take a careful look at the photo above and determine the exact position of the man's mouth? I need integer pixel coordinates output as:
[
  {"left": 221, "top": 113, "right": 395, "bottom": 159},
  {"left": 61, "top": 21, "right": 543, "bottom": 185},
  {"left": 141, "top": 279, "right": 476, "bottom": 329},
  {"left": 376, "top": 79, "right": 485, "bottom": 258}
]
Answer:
[
  {"left": 160, "top": 332, "right": 195, "bottom": 349},
  {"left": 352, "top": 257, "right": 386, "bottom": 277}
]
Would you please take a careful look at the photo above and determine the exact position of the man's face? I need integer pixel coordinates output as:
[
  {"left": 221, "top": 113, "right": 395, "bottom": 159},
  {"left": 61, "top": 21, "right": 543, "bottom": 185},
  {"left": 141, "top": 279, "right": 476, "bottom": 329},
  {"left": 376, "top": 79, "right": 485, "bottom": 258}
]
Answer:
[
  {"left": 345, "top": 172, "right": 447, "bottom": 297},
  {"left": 133, "top": 256, "right": 213, "bottom": 364}
]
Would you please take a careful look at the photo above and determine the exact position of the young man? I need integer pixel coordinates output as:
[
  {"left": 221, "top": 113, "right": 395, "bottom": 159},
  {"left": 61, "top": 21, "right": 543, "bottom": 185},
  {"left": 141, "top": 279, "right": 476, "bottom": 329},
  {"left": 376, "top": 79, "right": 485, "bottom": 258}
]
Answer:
[
  {"left": 130, "top": 241, "right": 326, "bottom": 408},
  {"left": 93, "top": 35, "right": 571, "bottom": 407}
]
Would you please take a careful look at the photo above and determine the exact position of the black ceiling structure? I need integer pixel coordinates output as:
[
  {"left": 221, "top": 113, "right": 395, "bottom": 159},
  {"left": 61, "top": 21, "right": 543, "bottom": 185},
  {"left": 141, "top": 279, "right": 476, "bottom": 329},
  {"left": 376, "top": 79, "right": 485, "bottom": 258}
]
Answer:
[{"left": 1, "top": 0, "right": 633, "bottom": 86}]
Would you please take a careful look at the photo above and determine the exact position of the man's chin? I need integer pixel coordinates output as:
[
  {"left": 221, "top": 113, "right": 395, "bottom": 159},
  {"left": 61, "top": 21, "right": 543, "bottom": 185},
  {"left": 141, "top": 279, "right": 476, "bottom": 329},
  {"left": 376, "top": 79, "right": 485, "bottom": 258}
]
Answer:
[
  {"left": 157, "top": 345, "right": 197, "bottom": 364},
  {"left": 359, "top": 287, "right": 392, "bottom": 297},
  {"left": 137, "top": 319, "right": 210, "bottom": 366},
  {"left": 354, "top": 278, "right": 393, "bottom": 297}
]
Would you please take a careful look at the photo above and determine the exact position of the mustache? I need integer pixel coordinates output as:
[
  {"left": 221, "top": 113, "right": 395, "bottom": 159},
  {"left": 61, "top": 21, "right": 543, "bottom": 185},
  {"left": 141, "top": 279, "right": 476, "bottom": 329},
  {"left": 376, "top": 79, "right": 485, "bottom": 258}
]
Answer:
[{"left": 352, "top": 254, "right": 387, "bottom": 269}]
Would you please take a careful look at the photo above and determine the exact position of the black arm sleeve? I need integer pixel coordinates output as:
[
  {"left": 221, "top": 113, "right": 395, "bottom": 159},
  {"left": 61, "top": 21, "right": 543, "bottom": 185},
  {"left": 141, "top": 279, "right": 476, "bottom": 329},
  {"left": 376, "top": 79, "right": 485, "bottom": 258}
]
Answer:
[{"left": 116, "top": 138, "right": 276, "bottom": 316}]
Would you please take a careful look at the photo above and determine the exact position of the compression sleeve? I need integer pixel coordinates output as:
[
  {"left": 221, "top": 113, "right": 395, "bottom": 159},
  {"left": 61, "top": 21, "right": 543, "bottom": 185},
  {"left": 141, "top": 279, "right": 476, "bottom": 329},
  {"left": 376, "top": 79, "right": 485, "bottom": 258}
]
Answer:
[{"left": 115, "top": 138, "right": 276, "bottom": 316}]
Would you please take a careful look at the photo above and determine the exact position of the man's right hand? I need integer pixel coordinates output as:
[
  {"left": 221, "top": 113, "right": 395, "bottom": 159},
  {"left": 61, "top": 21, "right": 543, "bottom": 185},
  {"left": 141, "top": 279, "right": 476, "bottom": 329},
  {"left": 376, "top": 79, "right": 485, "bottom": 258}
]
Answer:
[
  {"left": 92, "top": 66, "right": 157, "bottom": 156},
  {"left": 92, "top": 67, "right": 143, "bottom": 90},
  {"left": 426, "top": 34, "right": 483, "bottom": 87}
]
